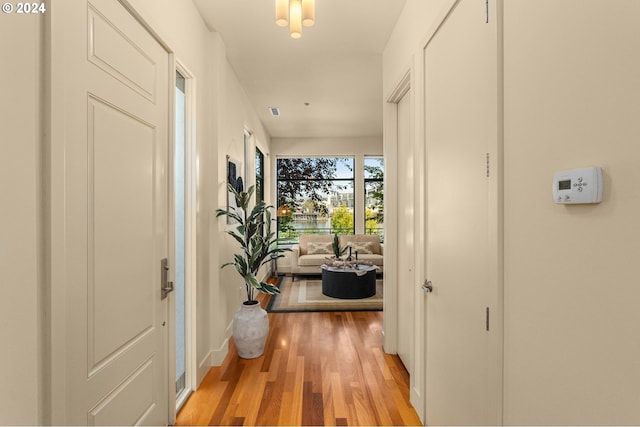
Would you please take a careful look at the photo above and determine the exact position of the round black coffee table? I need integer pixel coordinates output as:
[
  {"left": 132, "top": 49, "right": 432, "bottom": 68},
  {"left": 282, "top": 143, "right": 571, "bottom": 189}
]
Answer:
[{"left": 321, "top": 265, "right": 377, "bottom": 299}]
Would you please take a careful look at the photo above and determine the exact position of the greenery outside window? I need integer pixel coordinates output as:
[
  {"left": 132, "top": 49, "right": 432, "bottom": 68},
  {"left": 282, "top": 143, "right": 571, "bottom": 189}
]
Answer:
[
  {"left": 277, "top": 157, "right": 355, "bottom": 243},
  {"left": 364, "top": 157, "right": 384, "bottom": 241}
]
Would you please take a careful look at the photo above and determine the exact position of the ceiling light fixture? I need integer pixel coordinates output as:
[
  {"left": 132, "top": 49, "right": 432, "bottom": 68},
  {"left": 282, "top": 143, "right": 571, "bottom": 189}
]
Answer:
[{"left": 275, "top": 0, "right": 315, "bottom": 39}]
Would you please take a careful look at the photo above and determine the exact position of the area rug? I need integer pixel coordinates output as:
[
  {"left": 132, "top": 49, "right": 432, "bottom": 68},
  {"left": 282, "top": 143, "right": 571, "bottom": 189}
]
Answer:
[{"left": 266, "top": 275, "right": 383, "bottom": 313}]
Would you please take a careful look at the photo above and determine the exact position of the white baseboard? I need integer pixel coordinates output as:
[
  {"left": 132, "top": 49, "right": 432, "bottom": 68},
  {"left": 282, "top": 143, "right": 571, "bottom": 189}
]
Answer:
[
  {"left": 196, "top": 335, "right": 230, "bottom": 386},
  {"left": 197, "top": 351, "right": 212, "bottom": 386},
  {"left": 411, "top": 386, "right": 425, "bottom": 424},
  {"left": 210, "top": 337, "right": 229, "bottom": 366},
  {"left": 209, "top": 319, "right": 234, "bottom": 367}
]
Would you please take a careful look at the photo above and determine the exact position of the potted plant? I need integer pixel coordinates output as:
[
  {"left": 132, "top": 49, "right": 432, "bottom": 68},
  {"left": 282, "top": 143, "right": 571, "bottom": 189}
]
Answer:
[
  {"left": 216, "top": 184, "right": 290, "bottom": 358},
  {"left": 331, "top": 233, "right": 348, "bottom": 259}
]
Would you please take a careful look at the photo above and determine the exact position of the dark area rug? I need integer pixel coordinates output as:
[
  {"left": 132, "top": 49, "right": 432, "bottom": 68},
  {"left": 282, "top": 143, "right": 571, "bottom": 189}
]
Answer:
[{"left": 266, "top": 275, "right": 383, "bottom": 313}]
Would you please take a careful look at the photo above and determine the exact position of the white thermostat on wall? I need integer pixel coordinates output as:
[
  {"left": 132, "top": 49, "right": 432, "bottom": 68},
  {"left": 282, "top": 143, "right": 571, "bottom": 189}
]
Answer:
[{"left": 552, "top": 167, "right": 603, "bottom": 204}]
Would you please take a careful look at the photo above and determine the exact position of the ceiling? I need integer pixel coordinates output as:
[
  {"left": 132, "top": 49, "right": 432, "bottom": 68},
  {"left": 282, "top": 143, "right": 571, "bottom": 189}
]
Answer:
[{"left": 192, "top": 0, "right": 406, "bottom": 139}]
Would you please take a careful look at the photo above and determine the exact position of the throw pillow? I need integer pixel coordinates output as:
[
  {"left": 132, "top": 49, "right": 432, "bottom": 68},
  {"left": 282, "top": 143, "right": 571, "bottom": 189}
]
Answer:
[
  {"left": 348, "top": 241, "right": 373, "bottom": 254},
  {"left": 307, "top": 242, "right": 333, "bottom": 255}
]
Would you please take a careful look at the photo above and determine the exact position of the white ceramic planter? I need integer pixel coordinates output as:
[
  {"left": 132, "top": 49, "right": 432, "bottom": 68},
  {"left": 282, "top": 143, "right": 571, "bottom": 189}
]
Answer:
[{"left": 232, "top": 302, "right": 269, "bottom": 359}]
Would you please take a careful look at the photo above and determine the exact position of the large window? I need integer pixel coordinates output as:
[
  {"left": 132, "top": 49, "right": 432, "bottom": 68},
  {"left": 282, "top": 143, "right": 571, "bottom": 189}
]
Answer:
[
  {"left": 277, "top": 157, "right": 354, "bottom": 243},
  {"left": 364, "top": 157, "right": 384, "bottom": 240}
]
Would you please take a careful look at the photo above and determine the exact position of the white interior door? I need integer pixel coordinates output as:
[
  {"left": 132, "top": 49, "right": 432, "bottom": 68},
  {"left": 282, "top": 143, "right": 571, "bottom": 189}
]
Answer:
[
  {"left": 55, "top": 0, "right": 171, "bottom": 424},
  {"left": 423, "top": 0, "right": 500, "bottom": 425},
  {"left": 396, "top": 90, "right": 414, "bottom": 372}
]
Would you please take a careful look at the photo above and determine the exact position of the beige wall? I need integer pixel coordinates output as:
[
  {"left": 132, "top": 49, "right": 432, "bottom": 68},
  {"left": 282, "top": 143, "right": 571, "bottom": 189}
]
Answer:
[
  {"left": 384, "top": 0, "right": 640, "bottom": 424},
  {"left": 382, "top": 0, "right": 451, "bottom": 96},
  {"left": 215, "top": 58, "right": 274, "bottom": 363},
  {"left": 503, "top": 0, "right": 640, "bottom": 424},
  {"left": 271, "top": 136, "right": 382, "bottom": 157},
  {"left": 0, "top": 13, "right": 44, "bottom": 426}
]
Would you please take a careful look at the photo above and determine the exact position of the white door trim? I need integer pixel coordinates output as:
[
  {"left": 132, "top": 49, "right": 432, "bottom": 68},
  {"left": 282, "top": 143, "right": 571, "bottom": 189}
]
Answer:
[
  {"left": 382, "top": 70, "right": 406, "bottom": 355},
  {"left": 172, "top": 59, "right": 198, "bottom": 417},
  {"left": 383, "top": 66, "right": 412, "bottom": 356}
]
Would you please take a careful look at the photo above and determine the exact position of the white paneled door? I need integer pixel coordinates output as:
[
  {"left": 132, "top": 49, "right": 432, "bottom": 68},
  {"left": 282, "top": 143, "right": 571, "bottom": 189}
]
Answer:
[
  {"left": 423, "top": 0, "right": 501, "bottom": 425},
  {"left": 52, "top": 0, "right": 171, "bottom": 424}
]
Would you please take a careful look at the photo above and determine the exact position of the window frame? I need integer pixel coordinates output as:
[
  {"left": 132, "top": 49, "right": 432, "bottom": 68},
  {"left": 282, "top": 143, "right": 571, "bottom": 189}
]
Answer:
[
  {"left": 276, "top": 156, "right": 356, "bottom": 243},
  {"left": 364, "top": 156, "right": 384, "bottom": 240}
]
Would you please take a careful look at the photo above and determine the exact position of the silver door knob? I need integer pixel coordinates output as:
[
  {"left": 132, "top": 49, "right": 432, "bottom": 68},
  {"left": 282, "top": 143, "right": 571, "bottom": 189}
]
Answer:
[{"left": 422, "top": 280, "right": 433, "bottom": 293}]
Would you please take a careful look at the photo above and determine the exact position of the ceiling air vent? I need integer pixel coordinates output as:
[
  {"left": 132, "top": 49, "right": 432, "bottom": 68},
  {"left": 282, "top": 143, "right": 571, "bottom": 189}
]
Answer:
[{"left": 268, "top": 107, "right": 281, "bottom": 117}]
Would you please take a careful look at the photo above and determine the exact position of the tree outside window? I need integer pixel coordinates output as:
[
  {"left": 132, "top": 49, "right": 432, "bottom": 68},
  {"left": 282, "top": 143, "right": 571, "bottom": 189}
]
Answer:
[
  {"left": 276, "top": 157, "right": 354, "bottom": 243},
  {"left": 364, "top": 157, "right": 384, "bottom": 241}
]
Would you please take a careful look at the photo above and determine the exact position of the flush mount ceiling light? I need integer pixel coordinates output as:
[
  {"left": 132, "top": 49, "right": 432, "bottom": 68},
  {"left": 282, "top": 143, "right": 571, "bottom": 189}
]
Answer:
[{"left": 275, "top": 0, "right": 315, "bottom": 39}]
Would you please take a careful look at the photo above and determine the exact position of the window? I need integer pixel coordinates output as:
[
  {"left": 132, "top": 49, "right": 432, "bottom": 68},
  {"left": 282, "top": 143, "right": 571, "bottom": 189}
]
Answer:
[
  {"left": 255, "top": 148, "right": 265, "bottom": 205},
  {"left": 174, "top": 70, "right": 187, "bottom": 401},
  {"left": 255, "top": 147, "right": 265, "bottom": 236},
  {"left": 277, "top": 157, "right": 354, "bottom": 243},
  {"left": 364, "top": 157, "right": 384, "bottom": 240}
]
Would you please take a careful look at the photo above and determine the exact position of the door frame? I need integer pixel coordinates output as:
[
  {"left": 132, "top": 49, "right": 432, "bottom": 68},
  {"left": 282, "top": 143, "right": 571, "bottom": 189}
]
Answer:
[
  {"left": 46, "top": 1, "right": 178, "bottom": 423},
  {"left": 171, "top": 60, "right": 198, "bottom": 418},
  {"left": 384, "top": 66, "right": 428, "bottom": 419},
  {"left": 382, "top": 68, "right": 408, "bottom": 355}
]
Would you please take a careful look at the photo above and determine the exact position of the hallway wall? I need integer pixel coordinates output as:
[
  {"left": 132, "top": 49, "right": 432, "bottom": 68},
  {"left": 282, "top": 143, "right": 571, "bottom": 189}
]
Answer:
[
  {"left": 0, "top": 12, "right": 44, "bottom": 426},
  {"left": 214, "top": 54, "right": 274, "bottom": 365},
  {"left": 384, "top": 0, "right": 640, "bottom": 424},
  {"left": 502, "top": 1, "right": 640, "bottom": 424}
]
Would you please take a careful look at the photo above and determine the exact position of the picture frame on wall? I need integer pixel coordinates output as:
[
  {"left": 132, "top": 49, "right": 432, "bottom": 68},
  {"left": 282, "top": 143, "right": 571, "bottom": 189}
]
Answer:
[{"left": 226, "top": 155, "right": 243, "bottom": 224}]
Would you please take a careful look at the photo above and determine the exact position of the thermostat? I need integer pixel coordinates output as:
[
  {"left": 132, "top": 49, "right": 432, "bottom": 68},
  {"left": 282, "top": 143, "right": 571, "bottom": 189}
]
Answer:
[{"left": 552, "top": 167, "right": 603, "bottom": 204}]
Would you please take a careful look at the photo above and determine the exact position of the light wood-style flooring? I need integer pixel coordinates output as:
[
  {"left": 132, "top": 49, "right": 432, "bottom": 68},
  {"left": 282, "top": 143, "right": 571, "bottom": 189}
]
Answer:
[{"left": 176, "top": 290, "right": 421, "bottom": 426}]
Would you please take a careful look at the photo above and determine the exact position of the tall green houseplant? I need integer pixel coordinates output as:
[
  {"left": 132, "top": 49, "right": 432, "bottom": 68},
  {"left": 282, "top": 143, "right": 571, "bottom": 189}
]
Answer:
[{"left": 216, "top": 184, "right": 289, "bottom": 303}]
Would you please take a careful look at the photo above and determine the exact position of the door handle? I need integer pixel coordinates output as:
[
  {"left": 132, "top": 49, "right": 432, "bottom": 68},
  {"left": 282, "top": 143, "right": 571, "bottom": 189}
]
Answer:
[
  {"left": 422, "top": 280, "right": 433, "bottom": 293},
  {"left": 161, "top": 258, "right": 174, "bottom": 299},
  {"left": 162, "top": 281, "right": 174, "bottom": 299}
]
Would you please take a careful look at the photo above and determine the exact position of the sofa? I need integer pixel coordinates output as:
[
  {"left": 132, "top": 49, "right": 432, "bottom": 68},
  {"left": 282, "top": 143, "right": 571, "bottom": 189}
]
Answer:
[{"left": 290, "top": 234, "right": 384, "bottom": 275}]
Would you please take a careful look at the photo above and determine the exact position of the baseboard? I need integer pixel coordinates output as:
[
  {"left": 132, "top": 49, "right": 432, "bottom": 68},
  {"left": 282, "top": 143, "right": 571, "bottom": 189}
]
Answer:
[
  {"left": 197, "top": 351, "right": 212, "bottom": 386},
  {"left": 209, "top": 318, "right": 234, "bottom": 367},
  {"left": 410, "top": 386, "right": 425, "bottom": 424},
  {"left": 210, "top": 337, "right": 229, "bottom": 366},
  {"left": 196, "top": 336, "right": 230, "bottom": 386}
]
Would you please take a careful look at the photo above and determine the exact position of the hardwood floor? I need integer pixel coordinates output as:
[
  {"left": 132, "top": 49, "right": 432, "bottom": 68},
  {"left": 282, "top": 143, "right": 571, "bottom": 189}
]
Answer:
[{"left": 176, "top": 291, "right": 422, "bottom": 426}]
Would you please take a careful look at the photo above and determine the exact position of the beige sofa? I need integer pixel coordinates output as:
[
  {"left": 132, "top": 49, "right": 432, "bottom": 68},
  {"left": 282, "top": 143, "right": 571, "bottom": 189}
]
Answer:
[{"left": 291, "top": 234, "right": 384, "bottom": 275}]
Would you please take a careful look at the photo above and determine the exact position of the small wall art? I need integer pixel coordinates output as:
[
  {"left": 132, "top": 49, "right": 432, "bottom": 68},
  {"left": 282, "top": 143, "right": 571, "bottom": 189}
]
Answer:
[{"left": 226, "top": 155, "right": 244, "bottom": 224}]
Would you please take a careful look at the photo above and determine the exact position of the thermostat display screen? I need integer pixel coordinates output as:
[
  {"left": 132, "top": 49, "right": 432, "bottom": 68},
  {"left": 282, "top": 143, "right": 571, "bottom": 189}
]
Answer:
[{"left": 558, "top": 179, "right": 571, "bottom": 190}]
